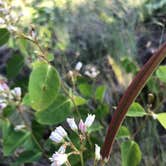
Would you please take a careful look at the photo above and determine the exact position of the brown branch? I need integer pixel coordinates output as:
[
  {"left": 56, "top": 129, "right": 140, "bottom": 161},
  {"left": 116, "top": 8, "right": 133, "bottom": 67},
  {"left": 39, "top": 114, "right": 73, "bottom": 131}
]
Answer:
[{"left": 101, "top": 42, "right": 166, "bottom": 160}]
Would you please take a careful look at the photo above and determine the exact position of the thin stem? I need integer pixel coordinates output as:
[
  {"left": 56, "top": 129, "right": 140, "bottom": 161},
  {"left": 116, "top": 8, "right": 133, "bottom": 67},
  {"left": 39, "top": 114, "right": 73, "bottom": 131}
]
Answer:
[
  {"left": 17, "top": 32, "right": 49, "bottom": 63},
  {"left": 80, "top": 151, "right": 84, "bottom": 166},
  {"left": 61, "top": 81, "right": 81, "bottom": 119}
]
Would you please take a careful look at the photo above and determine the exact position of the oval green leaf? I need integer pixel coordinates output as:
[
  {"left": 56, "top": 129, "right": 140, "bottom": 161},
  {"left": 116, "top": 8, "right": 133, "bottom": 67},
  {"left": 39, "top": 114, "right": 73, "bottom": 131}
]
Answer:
[
  {"left": 0, "top": 28, "right": 10, "bottom": 46},
  {"left": 157, "top": 113, "right": 166, "bottom": 129},
  {"left": 35, "top": 95, "right": 71, "bottom": 125},
  {"left": 156, "top": 66, "right": 166, "bottom": 83},
  {"left": 121, "top": 140, "right": 142, "bottom": 166},
  {"left": 116, "top": 126, "right": 130, "bottom": 139},
  {"left": 28, "top": 61, "right": 60, "bottom": 111},
  {"left": 127, "top": 102, "right": 147, "bottom": 117}
]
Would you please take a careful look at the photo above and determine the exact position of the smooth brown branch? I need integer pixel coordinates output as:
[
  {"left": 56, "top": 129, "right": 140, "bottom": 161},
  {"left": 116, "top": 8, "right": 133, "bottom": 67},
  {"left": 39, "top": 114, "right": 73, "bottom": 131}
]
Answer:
[{"left": 101, "top": 42, "right": 166, "bottom": 161}]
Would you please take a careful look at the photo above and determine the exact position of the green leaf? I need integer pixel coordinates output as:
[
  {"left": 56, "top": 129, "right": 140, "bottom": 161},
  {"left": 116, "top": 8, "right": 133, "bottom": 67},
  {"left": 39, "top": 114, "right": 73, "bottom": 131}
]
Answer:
[
  {"left": 95, "top": 85, "right": 106, "bottom": 102},
  {"left": 121, "top": 140, "right": 142, "bottom": 166},
  {"left": 14, "top": 151, "right": 42, "bottom": 164},
  {"left": 6, "top": 54, "right": 24, "bottom": 79},
  {"left": 22, "top": 93, "right": 31, "bottom": 106},
  {"left": 156, "top": 66, "right": 166, "bottom": 83},
  {"left": 35, "top": 95, "right": 71, "bottom": 125},
  {"left": 96, "top": 103, "right": 109, "bottom": 119},
  {"left": 71, "top": 95, "right": 87, "bottom": 106},
  {"left": 121, "top": 57, "right": 138, "bottom": 74},
  {"left": 157, "top": 113, "right": 166, "bottom": 129},
  {"left": 2, "top": 120, "right": 30, "bottom": 156},
  {"left": 127, "top": 102, "right": 147, "bottom": 117},
  {"left": 116, "top": 126, "right": 130, "bottom": 139},
  {"left": 28, "top": 61, "right": 60, "bottom": 111},
  {"left": 78, "top": 83, "right": 93, "bottom": 98},
  {"left": 0, "top": 28, "right": 10, "bottom": 46}
]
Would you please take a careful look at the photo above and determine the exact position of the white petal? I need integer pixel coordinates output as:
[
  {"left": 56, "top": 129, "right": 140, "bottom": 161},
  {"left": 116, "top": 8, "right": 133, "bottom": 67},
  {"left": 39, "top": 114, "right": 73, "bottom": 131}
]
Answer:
[
  {"left": 51, "top": 152, "right": 68, "bottom": 166},
  {"left": 49, "top": 131, "right": 63, "bottom": 143},
  {"left": 67, "top": 118, "right": 78, "bottom": 131},
  {"left": 85, "top": 114, "right": 95, "bottom": 128},
  {"left": 95, "top": 144, "right": 101, "bottom": 160},
  {"left": 78, "top": 119, "right": 86, "bottom": 133},
  {"left": 55, "top": 126, "right": 68, "bottom": 138},
  {"left": 75, "top": 61, "right": 83, "bottom": 71}
]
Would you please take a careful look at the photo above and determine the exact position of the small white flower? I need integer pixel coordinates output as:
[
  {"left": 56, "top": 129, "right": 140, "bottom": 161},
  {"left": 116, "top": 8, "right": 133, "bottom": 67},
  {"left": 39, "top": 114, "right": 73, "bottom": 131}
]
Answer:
[
  {"left": 55, "top": 126, "right": 68, "bottom": 138},
  {"left": 152, "top": 112, "right": 158, "bottom": 120},
  {"left": 85, "top": 114, "right": 95, "bottom": 128},
  {"left": 49, "top": 126, "right": 67, "bottom": 143},
  {"left": 95, "top": 144, "right": 101, "bottom": 161},
  {"left": 11, "top": 87, "right": 21, "bottom": 99},
  {"left": 0, "top": 17, "right": 5, "bottom": 24},
  {"left": 78, "top": 119, "right": 86, "bottom": 134},
  {"left": 49, "top": 131, "right": 64, "bottom": 143},
  {"left": 58, "top": 144, "right": 66, "bottom": 154},
  {"left": 67, "top": 118, "right": 78, "bottom": 131},
  {"left": 50, "top": 152, "right": 68, "bottom": 166},
  {"left": 75, "top": 61, "right": 83, "bottom": 71},
  {"left": 0, "top": 82, "right": 9, "bottom": 91},
  {"left": 0, "top": 8, "right": 8, "bottom": 14},
  {"left": 7, "top": 25, "right": 17, "bottom": 32},
  {"left": 14, "top": 124, "right": 26, "bottom": 131},
  {"left": 0, "top": 102, "right": 7, "bottom": 110}
]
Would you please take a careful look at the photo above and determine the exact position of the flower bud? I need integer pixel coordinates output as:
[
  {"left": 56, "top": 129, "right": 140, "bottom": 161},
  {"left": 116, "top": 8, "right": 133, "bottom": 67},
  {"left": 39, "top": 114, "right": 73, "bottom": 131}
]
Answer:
[
  {"left": 75, "top": 61, "right": 83, "bottom": 71},
  {"left": 79, "top": 119, "right": 86, "bottom": 134},
  {"left": 67, "top": 118, "right": 78, "bottom": 131},
  {"left": 95, "top": 144, "right": 101, "bottom": 161},
  {"left": 84, "top": 114, "right": 95, "bottom": 128}
]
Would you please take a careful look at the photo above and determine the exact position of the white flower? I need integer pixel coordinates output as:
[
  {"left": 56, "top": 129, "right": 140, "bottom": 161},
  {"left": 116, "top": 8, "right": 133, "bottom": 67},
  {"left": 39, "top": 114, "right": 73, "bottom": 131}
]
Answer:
[
  {"left": 84, "top": 65, "right": 100, "bottom": 78},
  {"left": 49, "top": 131, "right": 64, "bottom": 143},
  {"left": 58, "top": 144, "right": 66, "bottom": 154},
  {"left": 0, "top": 17, "right": 5, "bottom": 24},
  {"left": 78, "top": 119, "right": 86, "bottom": 134},
  {"left": 0, "top": 102, "right": 7, "bottom": 110},
  {"left": 152, "top": 112, "right": 158, "bottom": 120},
  {"left": 55, "top": 126, "right": 68, "bottom": 138},
  {"left": 7, "top": 25, "right": 17, "bottom": 32},
  {"left": 49, "top": 126, "right": 67, "bottom": 143},
  {"left": 95, "top": 144, "right": 101, "bottom": 161},
  {"left": 11, "top": 87, "right": 21, "bottom": 99},
  {"left": 67, "top": 118, "right": 78, "bottom": 131},
  {"left": 14, "top": 124, "right": 26, "bottom": 131},
  {"left": 85, "top": 114, "right": 95, "bottom": 128},
  {"left": 78, "top": 114, "right": 95, "bottom": 134},
  {"left": 50, "top": 153, "right": 68, "bottom": 166},
  {"left": 0, "top": 82, "right": 9, "bottom": 91},
  {"left": 75, "top": 61, "right": 83, "bottom": 71}
]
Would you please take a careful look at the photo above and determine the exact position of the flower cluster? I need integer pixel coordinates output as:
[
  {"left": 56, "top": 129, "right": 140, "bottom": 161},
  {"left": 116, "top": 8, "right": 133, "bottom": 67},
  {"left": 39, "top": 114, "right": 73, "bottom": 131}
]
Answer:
[
  {"left": 0, "top": 80, "right": 22, "bottom": 111},
  {"left": 0, "top": 1, "right": 22, "bottom": 32},
  {"left": 84, "top": 64, "right": 100, "bottom": 78},
  {"left": 49, "top": 114, "right": 100, "bottom": 166}
]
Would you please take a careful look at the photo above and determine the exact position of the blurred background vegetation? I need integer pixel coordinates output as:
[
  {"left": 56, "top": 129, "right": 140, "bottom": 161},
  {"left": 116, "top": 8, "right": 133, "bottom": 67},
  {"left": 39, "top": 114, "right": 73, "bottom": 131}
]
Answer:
[{"left": 0, "top": 0, "right": 166, "bottom": 165}]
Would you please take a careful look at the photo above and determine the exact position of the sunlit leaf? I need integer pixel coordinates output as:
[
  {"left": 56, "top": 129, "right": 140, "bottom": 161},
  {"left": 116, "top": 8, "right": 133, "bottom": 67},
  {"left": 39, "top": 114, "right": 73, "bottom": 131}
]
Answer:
[
  {"left": 116, "top": 126, "right": 130, "bottom": 139},
  {"left": 157, "top": 113, "right": 166, "bottom": 129},
  {"left": 35, "top": 95, "right": 71, "bottom": 125},
  {"left": 156, "top": 66, "right": 166, "bottom": 83},
  {"left": 121, "top": 140, "right": 142, "bottom": 166},
  {"left": 28, "top": 61, "right": 60, "bottom": 111},
  {"left": 127, "top": 102, "right": 147, "bottom": 117}
]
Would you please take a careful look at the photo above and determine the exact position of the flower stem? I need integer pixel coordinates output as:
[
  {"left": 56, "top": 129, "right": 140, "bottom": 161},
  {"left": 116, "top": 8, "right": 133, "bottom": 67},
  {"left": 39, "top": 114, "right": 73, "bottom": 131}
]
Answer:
[{"left": 80, "top": 151, "right": 84, "bottom": 166}]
